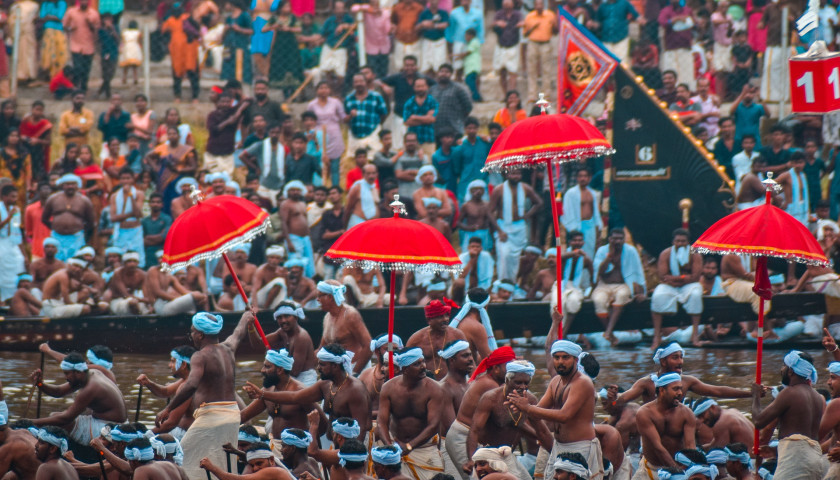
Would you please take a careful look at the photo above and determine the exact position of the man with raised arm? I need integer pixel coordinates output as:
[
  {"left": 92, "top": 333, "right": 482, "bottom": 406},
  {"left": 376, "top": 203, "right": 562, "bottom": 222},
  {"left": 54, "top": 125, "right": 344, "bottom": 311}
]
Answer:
[
  {"left": 154, "top": 311, "right": 253, "bottom": 480},
  {"left": 317, "top": 280, "right": 373, "bottom": 375},
  {"left": 137, "top": 346, "right": 195, "bottom": 439},
  {"left": 250, "top": 302, "right": 318, "bottom": 387},
  {"left": 200, "top": 442, "right": 294, "bottom": 480}
]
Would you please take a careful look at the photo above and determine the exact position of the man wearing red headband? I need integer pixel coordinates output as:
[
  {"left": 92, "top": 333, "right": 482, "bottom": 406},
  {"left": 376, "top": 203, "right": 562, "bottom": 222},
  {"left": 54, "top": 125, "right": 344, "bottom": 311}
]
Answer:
[{"left": 406, "top": 299, "right": 468, "bottom": 380}]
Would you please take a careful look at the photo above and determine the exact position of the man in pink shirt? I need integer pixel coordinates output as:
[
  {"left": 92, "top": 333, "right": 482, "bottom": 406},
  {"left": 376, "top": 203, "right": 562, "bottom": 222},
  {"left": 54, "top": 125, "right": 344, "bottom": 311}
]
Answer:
[
  {"left": 63, "top": 0, "right": 100, "bottom": 93},
  {"left": 352, "top": 0, "right": 392, "bottom": 78}
]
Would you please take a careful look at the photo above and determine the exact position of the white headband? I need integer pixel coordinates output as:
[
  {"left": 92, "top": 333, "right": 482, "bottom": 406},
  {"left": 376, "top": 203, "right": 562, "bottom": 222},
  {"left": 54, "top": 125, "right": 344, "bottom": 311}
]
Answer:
[
  {"left": 554, "top": 459, "right": 590, "bottom": 479},
  {"left": 653, "top": 343, "right": 684, "bottom": 363},
  {"left": 438, "top": 340, "right": 470, "bottom": 359},
  {"left": 317, "top": 348, "right": 354, "bottom": 373},
  {"left": 246, "top": 450, "right": 275, "bottom": 461},
  {"left": 551, "top": 340, "right": 582, "bottom": 357}
]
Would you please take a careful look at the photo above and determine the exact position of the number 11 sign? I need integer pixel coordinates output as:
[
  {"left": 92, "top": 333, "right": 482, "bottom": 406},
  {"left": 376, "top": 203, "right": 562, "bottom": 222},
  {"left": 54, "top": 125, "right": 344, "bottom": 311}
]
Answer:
[{"left": 790, "top": 54, "right": 840, "bottom": 113}]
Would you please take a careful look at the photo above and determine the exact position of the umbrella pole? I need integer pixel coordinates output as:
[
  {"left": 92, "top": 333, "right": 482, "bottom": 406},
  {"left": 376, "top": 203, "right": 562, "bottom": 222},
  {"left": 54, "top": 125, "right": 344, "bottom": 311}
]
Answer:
[
  {"left": 388, "top": 271, "right": 396, "bottom": 379},
  {"left": 754, "top": 298, "right": 765, "bottom": 457},
  {"left": 222, "top": 252, "right": 270, "bottom": 348},
  {"left": 546, "top": 161, "right": 564, "bottom": 340}
]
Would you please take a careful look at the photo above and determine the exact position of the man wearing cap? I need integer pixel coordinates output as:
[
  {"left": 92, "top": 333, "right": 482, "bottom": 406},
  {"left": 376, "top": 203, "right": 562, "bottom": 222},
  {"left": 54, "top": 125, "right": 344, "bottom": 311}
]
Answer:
[
  {"left": 693, "top": 397, "right": 753, "bottom": 449},
  {"left": 341, "top": 264, "right": 388, "bottom": 308},
  {"left": 378, "top": 347, "right": 446, "bottom": 480},
  {"left": 145, "top": 253, "right": 208, "bottom": 315},
  {"left": 251, "top": 245, "right": 288, "bottom": 310},
  {"left": 252, "top": 301, "right": 318, "bottom": 387},
  {"left": 40, "top": 257, "right": 95, "bottom": 318},
  {"left": 280, "top": 180, "right": 315, "bottom": 278},
  {"left": 108, "top": 251, "right": 150, "bottom": 315},
  {"left": 752, "top": 350, "right": 827, "bottom": 479},
  {"left": 439, "top": 339, "right": 475, "bottom": 478},
  {"left": 33, "top": 426, "right": 77, "bottom": 480},
  {"left": 413, "top": 165, "right": 452, "bottom": 219},
  {"left": 201, "top": 442, "right": 293, "bottom": 480},
  {"left": 448, "top": 346, "right": 516, "bottom": 480},
  {"left": 29, "top": 351, "right": 127, "bottom": 446},
  {"left": 632, "top": 373, "right": 696, "bottom": 478},
  {"left": 406, "top": 300, "right": 469, "bottom": 379},
  {"left": 155, "top": 310, "right": 254, "bottom": 480},
  {"left": 30, "top": 237, "right": 64, "bottom": 290},
  {"left": 466, "top": 360, "right": 553, "bottom": 480},
  {"left": 137, "top": 345, "right": 196, "bottom": 440},
  {"left": 0, "top": 408, "right": 40, "bottom": 480},
  {"left": 124, "top": 437, "right": 187, "bottom": 480},
  {"left": 316, "top": 280, "right": 373, "bottom": 376},
  {"left": 553, "top": 452, "right": 591, "bottom": 480},
  {"left": 10, "top": 274, "right": 42, "bottom": 316},
  {"left": 277, "top": 428, "right": 321, "bottom": 478},
  {"left": 41, "top": 174, "right": 94, "bottom": 261},
  {"left": 470, "top": 447, "right": 518, "bottom": 480}
]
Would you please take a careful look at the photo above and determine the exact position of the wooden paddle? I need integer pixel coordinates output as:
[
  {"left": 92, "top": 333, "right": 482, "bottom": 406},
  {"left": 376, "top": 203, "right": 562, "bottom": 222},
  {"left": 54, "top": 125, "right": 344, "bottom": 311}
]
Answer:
[{"left": 35, "top": 352, "right": 44, "bottom": 418}]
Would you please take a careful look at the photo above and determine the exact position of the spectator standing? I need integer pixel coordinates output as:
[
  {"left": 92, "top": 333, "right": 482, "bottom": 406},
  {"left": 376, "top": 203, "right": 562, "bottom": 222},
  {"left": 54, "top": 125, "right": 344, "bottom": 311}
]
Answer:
[
  {"left": 39, "top": 0, "right": 69, "bottom": 80},
  {"left": 656, "top": 69, "right": 678, "bottom": 105},
  {"left": 459, "top": 28, "right": 483, "bottom": 101},
  {"left": 63, "top": 0, "right": 101, "bottom": 93},
  {"left": 492, "top": 0, "right": 523, "bottom": 94},
  {"left": 10, "top": 0, "right": 39, "bottom": 86},
  {"left": 307, "top": 82, "right": 347, "bottom": 187},
  {"left": 221, "top": 0, "right": 253, "bottom": 86},
  {"left": 391, "top": 0, "right": 425, "bottom": 72},
  {"left": 141, "top": 193, "right": 171, "bottom": 268},
  {"left": 659, "top": 0, "right": 695, "bottom": 90},
  {"left": 446, "top": 0, "right": 484, "bottom": 77},
  {"left": 285, "top": 133, "right": 321, "bottom": 184},
  {"left": 804, "top": 140, "right": 825, "bottom": 210},
  {"left": 712, "top": 117, "right": 738, "bottom": 179},
  {"left": 58, "top": 91, "right": 94, "bottom": 148},
  {"left": 98, "top": 0, "right": 124, "bottom": 25},
  {"left": 130, "top": 94, "right": 156, "bottom": 157},
  {"left": 298, "top": 13, "right": 322, "bottom": 71},
  {"left": 690, "top": 77, "right": 721, "bottom": 138},
  {"left": 522, "top": 0, "right": 557, "bottom": 101},
  {"left": 206, "top": 93, "right": 252, "bottom": 177},
  {"left": 320, "top": 1, "right": 356, "bottom": 90},
  {"left": 452, "top": 117, "right": 490, "bottom": 202},
  {"left": 97, "top": 14, "right": 119, "bottom": 99},
  {"left": 344, "top": 73, "right": 389, "bottom": 161},
  {"left": 352, "top": 0, "right": 392, "bottom": 79},
  {"left": 729, "top": 30, "right": 754, "bottom": 95},
  {"left": 119, "top": 21, "right": 142, "bottom": 85},
  {"left": 730, "top": 84, "right": 766, "bottom": 144},
  {"left": 493, "top": 90, "right": 527, "bottom": 129},
  {"left": 243, "top": 80, "right": 285, "bottom": 136},
  {"left": 25, "top": 183, "right": 52, "bottom": 260},
  {"left": 403, "top": 78, "right": 439, "bottom": 157},
  {"left": 394, "top": 132, "right": 430, "bottom": 203},
  {"left": 240, "top": 123, "right": 286, "bottom": 205},
  {"left": 382, "top": 56, "right": 433, "bottom": 150},
  {"left": 589, "top": 0, "right": 638, "bottom": 64},
  {"left": 432, "top": 130, "right": 457, "bottom": 193},
  {"left": 20, "top": 101, "right": 53, "bottom": 181},
  {"left": 759, "top": 0, "right": 787, "bottom": 102},
  {"left": 711, "top": 1, "right": 732, "bottom": 100},
  {"left": 417, "top": 0, "right": 450, "bottom": 75},
  {"left": 162, "top": 5, "right": 201, "bottom": 102},
  {"left": 251, "top": 0, "right": 281, "bottom": 78},
  {"left": 97, "top": 94, "right": 131, "bottom": 153},
  {"left": 429, "top": 64, "right": 472, "bottom": 138},
  {"left": 759, "top": 124, "right": 793, "bottom": 174}
]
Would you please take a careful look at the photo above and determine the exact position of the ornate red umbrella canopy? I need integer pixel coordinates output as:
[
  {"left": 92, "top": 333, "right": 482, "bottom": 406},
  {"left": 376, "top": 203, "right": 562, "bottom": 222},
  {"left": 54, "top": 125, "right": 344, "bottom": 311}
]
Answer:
[
  {"left": 482, "top": 98, "right": 615, "bottom": 339},
  {"left": 325, "top": 197, "right": 461, "bottom": 376}
]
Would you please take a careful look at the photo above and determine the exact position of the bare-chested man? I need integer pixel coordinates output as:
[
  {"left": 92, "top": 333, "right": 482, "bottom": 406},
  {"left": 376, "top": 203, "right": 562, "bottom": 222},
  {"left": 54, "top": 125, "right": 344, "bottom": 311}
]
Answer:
[
  {"left": 250, "top": 302, "right": 318, "bottom": 386},
  {"left": 137, "top": 345, "right": 196, "bottom": 439},
  {"left": 467, "top": 361, "right": 553, "bottom": 480},
  {"left": 692, "top": 397, "right": 753, "bottom": 450},
  {"left": 775, "top": 151, "right": 809, "bottom": 224},
  {"left": 245, "top": 343, "right": 372, "bottom": 442},
  {"left": 281, "top": 181, "right": 315, "bottom": 278},
  {"left": 214, "top": 246, "right": 257, "bottom": 293},
  {"left": 438, "top": 340, "right": 476, "bottom": 479},
  {"left": 593, "top": 229, "right": 646, "bottom": 346},
  {"left": 41, "top": 258, "right": 94, "bottom": 318},
  {"left": 10, "top": 274, "right": 42, "bottom": 316},
  {"left": 418, "top": 199, "right": 451, "bottom": 238},
  {"left": 722, "top": 442, "right": 753, "bottom": 480},
  {"left": 276, "top": 428, "right": 322, "bottom": 478},
  {"left": 378, "top": 347, "right": 446, "bottom": 480},
  {"left": 316, "top": 280, "right": 373, "bottom": 375},
  {"left": 333, "top": 439, "right": 377, "bottom": 480},
  {"left": 145, "top": 256, "right": 207, "bottom": 315},
  {"left": 109, "top": 251, "right": 150, "bottom": 315},
  {"left": 361, "top": 334, "right": 405, "bottom": 417},
  {"left": 306, "top": 412, "right": 359, "bottom": 480},
  {"left": 470, "top": 447, "right": 519, "bottom": 480},
  {"left": 551, "top": 233, "right": 594, "bottom": 338},
  {"left": 449, "top": 288, "right": 494, "bottom": 361},
  {"left": 0, "top": 412, "right": 39, "bottom": 480},
  {"left": 33, "top": 426, "right": 79, "bottom": 480},
  {"left": 371, "top": 445, "right": 413, "bottom": 480},
  {"left": 124, "top": 437, "right": 188, "bottom": 480},
  {"left": 752, "top": 350, "right": 827, "bottom": 479},
  {"left": 30, "top": 238, "right": 64, "bottom": 289},
  {"left": 200, "top": 442, "right": 294, "bottom": 480},
  {"left": 155, "top": 310, "right": 253, "bottom": 480},
  {"left": 413, "top": 166, "right": 452, "bottom": 219},
  {"left": 720, "top": 253, "right": 768, "bottom": 320},
  {"left": 41, "top": 174, "right": 95, "bottom": 261},
  {"left": 735, "top": 156, "right": 772, "bottom": 210},
  {"left": 39, "top": 343, "right": 117, "bottom": 384},
  {"left": 341, "top": 265, "right": 387, "bottom": 308},
  {"left": 284, "top": 260, "right": 317, "bottom": 306},
  {"left": 251, "top": 245, "right": 288, "bottom": 309},
  {"left": 170, "top": 177, "right": 199, "bottom": 220},
  {"left": 507, "top": 341, "right": 602, "bottom": 480},
  {"left": 29, "top": 352, "right": 127, "bottom": 446},
  {"left": 599, "top": 385, "right": 640, "bottom": 464},
  {"left": 632, "top": 373, "right": 696, "bottom": 476},
  {"left": 458, "top": 180, "right": 494, "bottom": 253},
  {"left": 821, "top": 362, "right": 840, "bottom": 462},
  {"left": 446, "top": 346, "right": 516, "bottom": 480},
  {"left": 345, "top": 164, "right": 380, "bottom": 228},
  {"left": 406, "top": 300, "right": 469, "bottom": 379}
]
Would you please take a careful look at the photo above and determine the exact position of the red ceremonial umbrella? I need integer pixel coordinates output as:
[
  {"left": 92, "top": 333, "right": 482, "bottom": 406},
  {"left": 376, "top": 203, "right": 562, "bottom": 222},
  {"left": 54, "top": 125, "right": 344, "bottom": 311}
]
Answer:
[
  {"left": 325, "top": 196, "right": 462, "bottom": 377},
  {"left": 692, "top": 175, "right": 829, "bottom": 455},
  {"left": 482, "top": 96, "right": 614, "bottom": 339},
  {"left": 161, "top": 188, "right": 272, "bottom": 347}
]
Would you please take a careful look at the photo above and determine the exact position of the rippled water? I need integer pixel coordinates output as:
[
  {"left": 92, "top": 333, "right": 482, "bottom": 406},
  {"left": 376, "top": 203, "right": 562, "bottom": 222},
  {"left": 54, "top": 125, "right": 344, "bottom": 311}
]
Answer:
[{"left": 0, "top": 347, "right": 829, "bottom": 425}]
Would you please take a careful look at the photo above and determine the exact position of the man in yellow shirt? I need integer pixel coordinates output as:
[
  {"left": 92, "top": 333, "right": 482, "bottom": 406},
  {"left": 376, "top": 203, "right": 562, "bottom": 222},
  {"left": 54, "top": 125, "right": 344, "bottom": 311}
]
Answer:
[
  {"left": 58, "top": 91, "right": 95, "bottom": 148},
  {"left": 522, "top": 0, "right": 557, "bottom": 102}
]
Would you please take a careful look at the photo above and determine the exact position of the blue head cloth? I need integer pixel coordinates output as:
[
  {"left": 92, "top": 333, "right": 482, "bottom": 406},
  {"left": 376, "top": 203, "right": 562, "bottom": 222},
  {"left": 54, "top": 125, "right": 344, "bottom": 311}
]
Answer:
[
  {"left": 110, "top": 426, "right": 143, "bottom": 442},
  {"left": 653, "top": 343, "right": 684, "bottom": 363},
  {"left": 544, "top": 247, "right": 557, "bottom": 258},
  {"left": 171, "top": 350, "right": 192, "bottom": 371},
  {"left": 370, "top": 333, "right": 404, "bottom": 352},
  {"left": 492, "top": 280, "right": 516, "bottom": 293},
  {"left": 152, "top": 435, "right": 183, "bottom": 465},
  {"left": 175, "top": 177, "right": 199, "bottom": 192},
  {"left": 231, "top": 243, "right": 250, "bottom": 255},
  {"left": 283, "top": 180, "right": 307, "bottom": 197},
  {"left": 60, "top": 359, "right": 88, "bottom": 372},
  {"left": 724, "top": 447, "right": 751, "bottom": 465},
  {"left": 338, "top": 452, "right": 369, "bottom": 467},
  {"left": 226, "top": 180, "right": 241, "bottom": 196},
  {"left": 36, "top": 429, "right": 69, "bottom": 455},
  {"left": 505, "top": 360, "right": 535, "bottom": 377},
  {"left": 415, "top": 165, "right": 438, "bottom": 184},
  {"left": 266, "top": 349, "right": 294, "bottom": 371},
  {"left": 422, "top": 197, "right": 443, "bottom": 207},
  {"left": 205, "top": 171, "right": 231, "bottom": 184},
  {"left": 280, "top": 429, "right": 313, "bottom": 448},
  {"left": 86, "top": 349, "right": 113, "bottom": 370},
  {"left": 125, "top": 446, "right": 155, "bottom": 461},
  {"left": 684, "top": 465, "right": 718, "bottom": 479},
  {"left": 0, "top": 400, "right": 7, "bottom": 424},
  {"left": 692, "top": 398, "right": 717, "bottom": 416},
  {"left": 829, "top": 362, "right": 840, "bottom": 376},
  {"left": 284, "top": 257, "right": 308, "bottom": 269},
  {"left": 238, "top": 430, "right": 261, "bottom": 443},
  {"left": 0, "top": 412, "right": 5, "bottom": 426},
  {"left": 332, "top": 419, "right": 360, "bottom": 439},
  {"left": 657, "top": 470, "right": 685, "bottom": 480},
  {"left": 274, "top": 304, "right": 305, "bottom": 320},
  {"left": 317, "top": 348, "right": 355, "bottom": 373},
  {"left": 784, "top": 350, "right": 817, "bottom": 383},
  {"left": 426, "top": 281, "right": 447, "bottom": 292},
  {"left": 317, "top": 281, "right": 346, "bottom": 306},
  {"left": 438, "top": 340, "right": 470, "bottom": 359},
  {"left": 372, "top": 445, "right": 403, "bottom": 465},
  {"left": 57, "top": 174, "right": 82, "bottom": 188},
  {"left": 192, "top": 312, "right": 223, "bottom": 335},
  {"left": 43, "top": 237, "right": 60, "bottom": 248},
  {"left": 758, "top": 467, "right": 774, "bottom": 480},
  {"left": 705, "top": 449, "right": 728, "bottom": 465},
  {"left": 674, "top": 452, "right": 696, "bottom": 467},
  {"left": 597, "top": 388, "right": 608, "bottom": 399},
  {"left": 466, "top": 179, "right": 486, "bottom": 193},
  {"left": 450, "top": 294, "right": 497, "bottom": 350},
  {"left": 524, "top": 245, "right": 543, "bottom": 256},
  {"left": 394, "top": 348, "right": 424, "bottom": 368},
  {"left": 550, "top": 340, "right": 582, "bottom": 357},
  {"left": 17, "top": 274, "right": 33, "bottom": 286},
  {"left": 654, "top": 373, "right": 681, "bottom": 388}
]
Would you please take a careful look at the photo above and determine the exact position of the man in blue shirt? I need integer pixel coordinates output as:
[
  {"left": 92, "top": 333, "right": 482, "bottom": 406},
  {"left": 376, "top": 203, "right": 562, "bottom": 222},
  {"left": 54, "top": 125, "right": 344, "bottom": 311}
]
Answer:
[
  {"left": 588, "top": 0, "right": 638, "bottom": 63},
  {"left": 432, "top": 130, "right": 458, "bottom": 193},
  {"left": 403, "top": 78, "right": 439, "bottom": 157},
  {"left": 730, "top": 84, "right": 767, "bottom": 145},
  {"left": 320, "top": 1, "right": 355, "bottom": 85},
  {"left": 446, "top": 0, "right": 484, "bottom": 77},
  {"left": 344, "top": 73, "right": 388, "bottom": 160},
  {"left": 452, "top": 117, "right": 490, "bottom": 202},
  {"left": 417, "top": 0, "right": 449, "bottom": 74}
]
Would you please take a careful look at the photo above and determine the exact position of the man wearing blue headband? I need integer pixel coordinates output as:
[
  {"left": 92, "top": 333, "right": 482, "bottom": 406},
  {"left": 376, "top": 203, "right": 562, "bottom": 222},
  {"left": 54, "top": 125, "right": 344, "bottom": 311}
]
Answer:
[
  {"left": 598, "top": 384, "right": 641, "bottom": 476},
  {"left": 277, "top": 428, "right": 321, "bottom": 478},
  {"left": 418, "top": 196, "right": 452, "bottom": 242},
  {"left": 723, "top": 442, "right": 753, "bottom": 480},
  {"left": 137, "top": 345, "right": 196, "bottom": 441},
  {"left": 30, "top": 236, "right": 63, "bottom": 289},
  {"left": 244, "top": 343, "right": 371, "bottom": 442},
  {"left": 249, "top": 300, "right": 318, "bottom": 387},
  {"left": 634, "top": 373, "right": 696, "bottom": 475},
  {"left": 125, "top": 437, "right": 187, "bottom": 480},
  {"left": 108, "top": 250, "right": 152, "bottom": 315},
  {"left": 0, "top": 409, "right": 40, "bottom": 479},
  {"left": 440, "top": 339, "right": 476, "bottom": 468},
  {"left": 200, "top": 441, "right": 288, "bottom": 480},
  {"left": 378, "top": 347, "right": 447, "bottom": 480},
  {"left": 752, "top": 350, "right": 827, "bottom": 480},
  {"left": 251, "top": 245, "right": 287, "bottom": 310},
  {"left": 30, "top": 351, "right": 127, "bottom": 446},
  {"left": 316, "top": 279, "right": 373, "bottom": 376},
  {"left": 448, "top": 287, "right": 494, "bottom": 360},
  {"left": 156, "top": 311, "right": 254, "bottom": 480},
  {"left": 39, "top": 343, "right": 117, "bottom": 383},
  {"left": 33, "top": 425, "right": 76, "bottom": 479},
  {"left": 9, "top": 273, "right": 43, "bottom": 317},
  {"left": 615, "top": 341, "right": 750, "bottom": 407},
  {"left": 280, "top": 181, "right": 316, "bottom": 278},
  {"left": 371, "top": 444, "right": 408, "bottom": 480},
  {"left": 692, "top": 396, "right": 752, "bottom": 449},
  {"left": 41, "top": 173, "right": 95, "bottom": 262},
  {"left": 406, "top": 300, "right": 469, "bottom": 378},
  {"left": 465, "top": 360, "right": 553, "bottom": 480}
]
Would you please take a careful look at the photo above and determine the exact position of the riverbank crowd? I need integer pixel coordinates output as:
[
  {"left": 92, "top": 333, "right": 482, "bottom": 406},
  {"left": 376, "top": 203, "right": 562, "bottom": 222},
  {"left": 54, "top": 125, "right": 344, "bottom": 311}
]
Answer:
[{"left": 6, "top": 307, "right": 840, "bottom": 480}]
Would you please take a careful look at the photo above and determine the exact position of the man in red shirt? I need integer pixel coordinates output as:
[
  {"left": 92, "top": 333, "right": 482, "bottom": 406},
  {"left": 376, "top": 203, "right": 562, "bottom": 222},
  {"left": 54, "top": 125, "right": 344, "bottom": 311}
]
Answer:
[{"left": 25, "top": 183, "right": 54, "bottom": 259}]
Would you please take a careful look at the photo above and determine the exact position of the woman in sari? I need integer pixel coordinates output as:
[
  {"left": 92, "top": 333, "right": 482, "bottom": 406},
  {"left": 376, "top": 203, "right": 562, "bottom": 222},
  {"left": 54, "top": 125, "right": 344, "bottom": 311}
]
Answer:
[
  {"left": 492, "top": 90, "right": 527, "bottom": 129},
  {"left": 265, "top": 3, "right": 303, "bottom": 95},
  {"left": 147, "top": 126, "right": 198, "bottom": 213},
  {"left": 39, "top": 0, "right": 68, "bottom": 79},
  {"left": 51, "top": 142, "right": 79, "bottom": 176},
  {"left": 0, "top": 129, "right": 31, "bottom": 209},
  {"left": 154, "top": 108, "right": 194, "bottom": 146},
  {"left": 0, "top": 100, "right": 21, "bottom": 146},
  {"left": 74, "top": 144, "right": 107, "bottom": 228},
  {"left": 19, "top": 100, "right": 52, "bottom": 182}
]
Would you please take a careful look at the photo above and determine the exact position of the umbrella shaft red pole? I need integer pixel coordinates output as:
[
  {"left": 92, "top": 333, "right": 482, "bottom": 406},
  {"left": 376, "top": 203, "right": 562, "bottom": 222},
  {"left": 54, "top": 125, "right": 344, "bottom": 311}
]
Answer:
[
  {"left": 754, "top": 298, "right": 765, "bottom": 457},
  {"left": 222, "top": 253, "right": 269, "bottom": 348},
  {"left": 388, "top": 271, "right": 396, "bottom": 379},
  {"left": 547, "top": 161, "right": 563, "bottom": 340}
]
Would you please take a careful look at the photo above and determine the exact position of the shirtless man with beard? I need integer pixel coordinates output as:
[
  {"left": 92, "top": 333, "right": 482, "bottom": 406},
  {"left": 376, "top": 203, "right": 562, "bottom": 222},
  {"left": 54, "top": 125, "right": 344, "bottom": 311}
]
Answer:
[
  {"left": 30, "top": 238, "right": 64, "bottom": 289},
  {"left": 284, "top": 260, "right": 317, "bottom": 305},
  {"left": 0, "top": 412, "right": 39, "bottom": 480},
  {"left": 33, "top": 426, "right": 78, "bottom": 480},
  {"left": 341, "top": 265, "right": 386, "bottom": 308},
  {"left": 361, "top": 334, "right": 405, "bottom": 417},
  {"left": 438, "top": 340, "right": 476, "bottom": 479},
  {"left": 406, "top": 300, "right": 468, "bottom": 379},
  {"left": 214, "top": 246, "right": 257, "bottom": 292},
  {"left": 249, "top": 301, "right": 318, "bottom": 387},
  {"left": 137, "top": 346, "right": 196, "bottom": 439},
  {"left": 109, "top": 251, "right": 150, "bottom": 315},
  {"left": 41, "top": 258, "right": 95, "bottom": 318},
  {"left": 280, "top": 181, "right": 315, "bottom": 278},
  {"left": 316, "top": 280, "right": 373, "bottom": 376}
]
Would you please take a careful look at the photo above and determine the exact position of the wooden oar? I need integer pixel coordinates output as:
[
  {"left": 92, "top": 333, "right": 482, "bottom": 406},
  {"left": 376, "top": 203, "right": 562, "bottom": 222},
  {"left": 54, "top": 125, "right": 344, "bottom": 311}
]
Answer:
[
  {"left": 134, "top": 385, "right": 143, "bottom": 423},
  {"left": 36, "top": 352, "right": 44, "bottom": 418}
]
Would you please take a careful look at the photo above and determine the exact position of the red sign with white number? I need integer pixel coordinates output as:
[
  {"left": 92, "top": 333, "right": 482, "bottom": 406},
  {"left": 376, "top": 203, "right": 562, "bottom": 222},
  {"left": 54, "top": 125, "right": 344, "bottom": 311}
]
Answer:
[{"left": 790, "top": 55, "right": 840, "bottom": 113}]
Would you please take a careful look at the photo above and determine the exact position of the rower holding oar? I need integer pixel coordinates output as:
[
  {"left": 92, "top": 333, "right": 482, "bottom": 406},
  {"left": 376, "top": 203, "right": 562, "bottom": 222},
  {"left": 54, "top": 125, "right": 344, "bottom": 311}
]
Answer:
[{"left": 136, "top": 346, "right": 196, "bottom": 440}]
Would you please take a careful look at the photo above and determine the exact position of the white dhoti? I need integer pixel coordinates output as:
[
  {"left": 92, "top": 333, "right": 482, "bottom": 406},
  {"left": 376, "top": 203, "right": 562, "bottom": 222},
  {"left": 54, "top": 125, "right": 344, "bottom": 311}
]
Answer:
[
  {"left": 393, "top": 40, "right": 422, "bottom": 72},
  {"left": 445, "top": 421, "right": 470, "bottom": 480},
  {"left": 543, "top": 438, "right": 604, "bottom": 480},
  {"left": 0, "top": 237, "right": 23, "bottom": 301},
  {"left": 660, "top": 48, "right": 695, "bottom": 90},
  {"left": 713, "top": 42, "right": 732, "bottom": 72},
  {"left": 579, "top": 218, "right": 598, "bottom": 261},
  {"left": 154, "top": 293, "right": 197, "bottom": 316},
  {"left": 110, "top": 290, "right": 151, "bottom": 315},
  {"left": 256, "top": 278, "right": 288, "bottom": 309},
  {"left": 41, "top": 298, "right": 85, "bottom": 319},
  {"left": 343, "top": 274, "right": 389, "bottom": 307},
  {"left": 650, "top": 282, "right": 703, "bottom": 315},
  {"left": 181, "top": 402, "right": 240, "bottom": 480},
  {"left": 70, "top": 415, "right": 109, "bottom": 445},
  {"left": 345, "top": 127, "right": 383, "bottom": 161},
  {"left": 591, "top": 283, "right": 631, "bottom": 316},
  {"left": 320, "top": 46, "right": 348, "bottom": 76},
  {"left": 824, "top": 462, "right": 840, "bottom": 480},
  {"left": 420, "top": 38, "right": 447, "bottom": 72},
  {"left": 401, "top": 436, "right": 444, "bottom": 480},
  {"left": 775, "top": 434, "right": 828, "bottom": 480},
  {"left": 293, "top": 369, "right": 318, "bottom": 387},
  {"left": 441, "top": 438, "right": 462, "bottom": 479},
  {"left": 761, "top": 46, "right": 787, "bottom": 102},
  {"left": 630, "top": 457, "right": 661, "bottom": 480},
  {"left": 495, "top": 220, "right": 527, "bottom": 281},
  {"left": 811, "top": 273, "right": 840, "bottom": 298},
  {"left": 614, "top": 457, "right": 632, "bottom": 480},
  {"left": 721, "top": 278, "right": 770, "bottom": 315}
]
